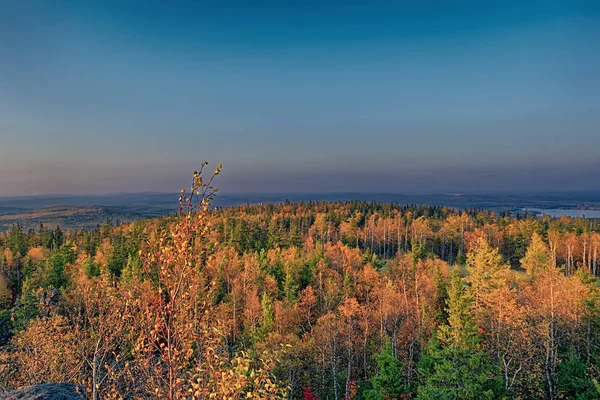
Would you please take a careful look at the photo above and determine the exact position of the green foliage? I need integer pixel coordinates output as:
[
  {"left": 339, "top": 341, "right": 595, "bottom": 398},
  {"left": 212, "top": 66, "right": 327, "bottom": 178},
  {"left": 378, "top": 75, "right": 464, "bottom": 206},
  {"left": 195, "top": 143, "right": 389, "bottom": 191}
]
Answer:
[
  {"left": 433, "top": 265, "right": 448, "bottom": 324},
  {"left": 298, "top": 260, "right": 315, "bottom": 291},
  {"left": 267, "top": 260, "right": 286, "bottom": 293},
  {"left": 455, "top": 249, "right": 466, "bottom": 265},
  {"left": 365, "top": 340, "right": 406, "bottom": 400},
  {"left": 555, "top": 351, "right": 600, "bottom": 400},
  {"left": 22, "top": 256, "right": 36, "bottom": 283},
  {"left": 38, "top": 223, "right": 55, "bottom": 249},
  {"left": 45, "top": 245, "right": 75, "bottom": 289},
  {"left": 84, "top": 256, "right": 100, "bottom": 278},
  {"left": 466, "top": 238, "right": 507, "bottom": 287},
  {"left": 267, "top": 219, "right": 283, "bottom": 249},
  {"left": 256, "top": 291, "right": 274, "bottom": 341},
  {"left": 53, "top": 225, "right": 63, "bottom": 249},
  {"left": 520, "top": 232, "right": 552, "bottom": 274},
  {"left": 438, "top": 269, "right": 478, "bottom": 349},
  {"left": 418, "top": 269, "right": 503, "bottom": 400},
  {"left": 411, "top": 245, "right": 428, "bottom": 263},
  {"left": 107, "top": 236, "right": 128, "bottom": 277},
  {"left": 6, "top": 223, "right": 28, "bottom": 257},
  {"left": 288, "top": 224, "right": 304, "bottom": 248},
  {"left": 0, "top": 276, "right": 12, "bottom": 308},
  {"left": 0, "top": 308, "right": 12, "bottom": 345},
  {"left": 46, "top": 252, "right": 66, "bottom": 288},
  {"left": 283, "top": 263, "right": 299, "bottom": 302},
  {"left": 417, "top": 336, "right": 502, "bottom": 400},
  {"left": 121, "top": 253, "right": 142, "bottom": 282},
  {"left": 3, "top": 197, "right": 600, "bottom": 399},
  {"left": 11, "top": 291, "right": 39, "bottom": 332}
]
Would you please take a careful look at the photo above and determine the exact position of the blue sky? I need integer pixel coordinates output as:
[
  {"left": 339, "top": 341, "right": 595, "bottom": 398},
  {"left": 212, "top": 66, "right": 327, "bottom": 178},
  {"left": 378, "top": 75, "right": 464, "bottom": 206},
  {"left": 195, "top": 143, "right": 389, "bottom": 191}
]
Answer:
[{"left": 1, "top": 1, "right": 599, "bottom": 195}]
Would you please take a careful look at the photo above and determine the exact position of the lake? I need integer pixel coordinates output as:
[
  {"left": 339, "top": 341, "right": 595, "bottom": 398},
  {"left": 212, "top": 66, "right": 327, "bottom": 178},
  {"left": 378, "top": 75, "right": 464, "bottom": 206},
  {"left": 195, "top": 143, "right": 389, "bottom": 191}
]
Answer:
[{"left": 524, "top": 208, "right": 600, "bottom": 218}]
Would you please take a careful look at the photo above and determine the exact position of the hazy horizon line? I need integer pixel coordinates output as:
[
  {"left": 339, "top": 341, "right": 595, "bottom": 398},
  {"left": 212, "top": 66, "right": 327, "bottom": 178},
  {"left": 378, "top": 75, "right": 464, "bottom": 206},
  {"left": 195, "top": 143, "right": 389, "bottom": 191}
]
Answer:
[{"left": 2, "top": 188, "right": 600, "bottom": 199}]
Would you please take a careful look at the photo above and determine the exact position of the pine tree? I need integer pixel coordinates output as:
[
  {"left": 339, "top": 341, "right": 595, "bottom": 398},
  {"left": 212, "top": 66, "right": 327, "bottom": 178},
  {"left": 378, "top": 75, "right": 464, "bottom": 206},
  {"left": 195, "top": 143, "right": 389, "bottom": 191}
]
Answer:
[
  {"left": 365, "top": 339, "right": 406, "bottom": 400},
  {"left": 417, "top": 269, "right": 503, "bottom": 400},
  {"left": 257, "top": 291, "right": 274, "bottom": 341},
  {"left": 520, "top": 232, "right": 552, "bottom": 276},
  {"left": 464, "top": 237, "right": 509, "bottom": 313},
  {"left": 555, "top": 350, "right": 599, "bottom": 400},
  {"left": 289, "top": 223, "right": 304, "bottom": 248},
  {"left": 440, "top": 269, "right": 478, "bottom": 349},
  {"left": 0, "top": 277, "right": 12, "bottom": 309}
]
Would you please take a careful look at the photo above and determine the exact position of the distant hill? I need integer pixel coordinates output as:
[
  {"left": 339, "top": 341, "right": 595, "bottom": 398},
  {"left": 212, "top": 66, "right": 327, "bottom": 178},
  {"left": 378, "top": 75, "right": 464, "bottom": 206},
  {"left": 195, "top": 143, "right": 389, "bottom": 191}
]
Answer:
[
  {"left": 0, "top": 205, "right": 172, "bottom": 232},
  {"left": 0, "top": 207, "right": 29, "bottom": 215},
  {"left": 0, "top": 190, "right": 599, "bottom": 231}
]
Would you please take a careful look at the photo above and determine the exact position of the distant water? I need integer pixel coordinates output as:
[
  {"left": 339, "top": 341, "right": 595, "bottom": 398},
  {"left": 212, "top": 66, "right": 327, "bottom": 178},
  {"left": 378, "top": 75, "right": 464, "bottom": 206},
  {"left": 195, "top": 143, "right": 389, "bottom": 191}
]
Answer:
[{"left": 524, "top": 208, "right": 600, "bottom": 218}]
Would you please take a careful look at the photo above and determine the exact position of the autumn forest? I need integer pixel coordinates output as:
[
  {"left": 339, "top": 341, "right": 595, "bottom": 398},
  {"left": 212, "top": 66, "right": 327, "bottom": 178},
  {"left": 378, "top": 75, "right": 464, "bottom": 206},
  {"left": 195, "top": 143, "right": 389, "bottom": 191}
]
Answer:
[{"left": 1, "top": 169, "right": 600, "bottom": 399}]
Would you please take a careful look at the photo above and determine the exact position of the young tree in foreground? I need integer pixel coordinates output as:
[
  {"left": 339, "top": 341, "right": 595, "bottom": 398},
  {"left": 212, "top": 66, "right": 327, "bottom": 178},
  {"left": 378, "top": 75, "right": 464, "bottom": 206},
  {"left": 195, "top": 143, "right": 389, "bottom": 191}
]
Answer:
[
  {"left": 417, "top": 269, "right": 503, "bottom": 400},
  {"left": 365, "top": 339, "right": 407, "bottom": 400}
]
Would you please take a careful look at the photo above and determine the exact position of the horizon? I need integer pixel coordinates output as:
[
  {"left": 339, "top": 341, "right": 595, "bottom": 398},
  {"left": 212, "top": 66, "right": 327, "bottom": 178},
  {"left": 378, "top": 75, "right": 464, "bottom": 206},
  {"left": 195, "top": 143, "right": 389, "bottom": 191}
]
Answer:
[
  {"left": 3, "top": 187, "right": 600, "bottom": 199},
  {"left": 2, "top": 1, "right": 600, "bottom": 196}
]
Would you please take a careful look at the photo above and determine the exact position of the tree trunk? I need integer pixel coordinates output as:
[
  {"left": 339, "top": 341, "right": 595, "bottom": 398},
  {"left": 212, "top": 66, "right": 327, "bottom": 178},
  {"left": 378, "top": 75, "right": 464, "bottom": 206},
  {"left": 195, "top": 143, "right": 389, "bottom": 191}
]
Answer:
[{"left": 332, "top": 335, "right": 339, "bottom": 400}]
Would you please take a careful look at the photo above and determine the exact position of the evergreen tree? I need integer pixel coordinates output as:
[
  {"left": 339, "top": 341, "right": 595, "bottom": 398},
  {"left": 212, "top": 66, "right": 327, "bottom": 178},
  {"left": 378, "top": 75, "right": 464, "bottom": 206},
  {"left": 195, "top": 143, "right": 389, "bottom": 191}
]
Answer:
[
  {"left": 417, "top": 269, "right": 503, "bottom": 400},
  {"left": 256, "top": 291, "right": 274, "bottom": 341},
  {"left": 283, "top": 263, "right": 299, "bottom": 302},
  {"left": 440, "top": 269, "right": 478, "bottom": 349},
  {"left": 433, "top": 264, "right": 448, "bottom": 324},
  {"left": 288, "top": 223, "right": 304, "bottom": 248},
  {"left": 53, "top": 225, "right": 63, "bottom": 249},
  {"left": 0, "top": 277, "right": 12, "bottom": 308},
  {"left": 365, "top": 339, "right": 407, "bottom": 400},
  {"left": 520, "top": 232, "right": 553, "bottom": 276},
  {"left": 106, "top": 236, "right": 127, "bottom": 278},
  {"left": 464, "top": 237, "right": 509, "bottom": 313},
  {"left": 555, "top": 350, "right": 599, "bottom": 400},
  {"left": 267, "top": 219, "right": 282, "bottom": 249},
  {"left": 7, "top": 223, "right": 28, "bottom": 257},
  {"left": 121, "top": 253, "right": 142, "bottom": 282},
  {"left": 232, "top": 219, "right": 250, "bottom": 252},
  {"left": 0, "top": 309, "right": 12, "bottom": 345},
  {"left": 84, "top": 256, "right": 100, "bottom": 278},
  {"left": 10, "top": 291, "right": 39, "bottom": 332}
]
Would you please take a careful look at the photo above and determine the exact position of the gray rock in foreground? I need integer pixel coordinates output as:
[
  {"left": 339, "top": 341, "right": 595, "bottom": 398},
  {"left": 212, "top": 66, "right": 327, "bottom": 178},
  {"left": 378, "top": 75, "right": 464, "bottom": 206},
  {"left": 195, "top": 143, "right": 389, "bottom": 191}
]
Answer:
[{"left": 0, "top": 383, "right": 86, "bottom": 400}]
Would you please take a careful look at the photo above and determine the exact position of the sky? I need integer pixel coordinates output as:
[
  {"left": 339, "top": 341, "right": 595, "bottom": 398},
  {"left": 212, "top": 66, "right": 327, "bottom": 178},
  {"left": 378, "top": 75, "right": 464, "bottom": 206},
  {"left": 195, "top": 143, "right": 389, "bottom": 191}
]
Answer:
[{"left": 1, "top": 0, "right": 599, "bottom": 195}]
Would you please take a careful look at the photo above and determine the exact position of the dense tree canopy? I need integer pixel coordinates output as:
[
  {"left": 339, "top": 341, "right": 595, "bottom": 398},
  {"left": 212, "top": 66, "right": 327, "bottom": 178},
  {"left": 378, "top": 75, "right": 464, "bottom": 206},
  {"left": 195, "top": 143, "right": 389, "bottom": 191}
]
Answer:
[{"left": 0, "top": 176, "right": 599, "bottom": 399}]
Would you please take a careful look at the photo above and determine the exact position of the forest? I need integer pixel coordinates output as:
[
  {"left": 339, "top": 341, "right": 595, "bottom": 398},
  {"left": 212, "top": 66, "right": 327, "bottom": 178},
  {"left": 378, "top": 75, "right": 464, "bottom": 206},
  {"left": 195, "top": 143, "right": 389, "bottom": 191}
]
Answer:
[{"left": 0, "top": 169, "right": 600, "bottom": 399}]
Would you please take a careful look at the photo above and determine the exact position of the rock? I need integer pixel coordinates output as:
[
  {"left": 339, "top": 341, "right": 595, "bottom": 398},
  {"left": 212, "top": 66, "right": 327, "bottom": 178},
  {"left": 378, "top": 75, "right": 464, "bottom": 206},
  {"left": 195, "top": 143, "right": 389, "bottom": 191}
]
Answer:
[
  {"left": 36, "top": 288, "right": 65, "bottom": 318},
  {"left": 11, "top": 289, "right": 66, "bottom": 326},
  {"left": 0, "top": 383, "right": 86, "bottom": 399}
]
